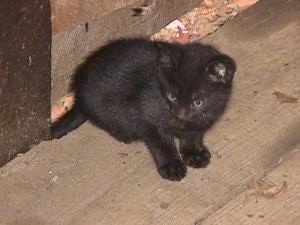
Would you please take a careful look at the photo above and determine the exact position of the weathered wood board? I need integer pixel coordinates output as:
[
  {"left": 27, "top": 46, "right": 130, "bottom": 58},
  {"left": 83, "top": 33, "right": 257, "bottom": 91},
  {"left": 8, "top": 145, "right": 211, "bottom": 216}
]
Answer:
[
  {"left": 0, "top": 0, "right": 51, "bottom": 166},
  {"left": 0, "top": 0, "right": 299, "bottom": 224}
]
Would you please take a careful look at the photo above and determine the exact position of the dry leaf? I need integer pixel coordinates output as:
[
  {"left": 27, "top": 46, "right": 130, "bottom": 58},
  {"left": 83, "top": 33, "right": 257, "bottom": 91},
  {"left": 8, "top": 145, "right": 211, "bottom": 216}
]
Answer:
[
  {"left": 160, "top": 202, "right": 170, "bottom": 209},
  {"left": 204, "top": 0, "right": 214, "bottom": 8},
  {"left": 51, "top": 94, "right": 75, "bottom": 123},
  {"left": 234, "top": 0, "right": 259, "bottom": 10},
  {"left": 51, "top": 104, "right": 66, "bottom": 123},
  {"left": 170, "top": 26, "right": 190, "bottom": 44},
  {"left": 244, "top": 178, "right": 287, "bottom": 203},
  {"left": 118, "top": 153, "right": 129, "bottom": 158},
  {"left": 273, "top": 91, "right": 298, "bottom": 103},
  {"left": 153, "top": 0, "right": 243, "bottom": 41},
  {"left": 256, "top": 178, "right": 287, "bottom": 198},
  {"left": 227, "top": 3, "right": 240, "bottom": 11},
  {"left": 165, "top": 19, "right": 187, "bottom": 31}
]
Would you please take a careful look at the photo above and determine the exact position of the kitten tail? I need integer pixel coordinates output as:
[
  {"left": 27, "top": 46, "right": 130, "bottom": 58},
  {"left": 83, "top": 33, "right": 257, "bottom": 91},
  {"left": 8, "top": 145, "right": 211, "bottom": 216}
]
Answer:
[{"left": 51, "top": 104, "right": 86, "bottom": 139}]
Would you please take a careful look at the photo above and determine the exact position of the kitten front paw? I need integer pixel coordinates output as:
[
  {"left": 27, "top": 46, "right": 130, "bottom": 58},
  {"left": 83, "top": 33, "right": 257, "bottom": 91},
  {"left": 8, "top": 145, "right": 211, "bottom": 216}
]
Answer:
[
  {"left": 182, "top": 148, "right": 211, "bottom": 168},
  {"left": 158, "top": 160, "right": 187, "bottom": 181}
]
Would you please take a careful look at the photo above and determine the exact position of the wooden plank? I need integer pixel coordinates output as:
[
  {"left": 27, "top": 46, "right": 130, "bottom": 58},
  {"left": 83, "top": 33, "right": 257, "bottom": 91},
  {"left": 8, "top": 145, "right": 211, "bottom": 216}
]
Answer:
[
  {"left": 0, "top": 0, "right": 51, "bottom": 166},
  {"left": 0, "top": 0, "right": 299, "bottom": 224}
]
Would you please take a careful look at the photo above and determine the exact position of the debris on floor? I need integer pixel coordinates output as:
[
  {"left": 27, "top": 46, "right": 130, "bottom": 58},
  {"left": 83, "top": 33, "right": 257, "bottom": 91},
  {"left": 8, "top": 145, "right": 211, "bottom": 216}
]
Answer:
[
  {"left": 152, "top": 0, "right": 259, "bottom": 42},
  {"left": 244, "top": 177, "right": 288, "bottom": 204},
  {"left": 273, "top": 91, "right": 298, "bottom": 104},
  {"left": 255, "top": 178, "right": 288, "bottom": 198},
  {"left": 51, "top": 93, "right": 74, "bottom": 123}
]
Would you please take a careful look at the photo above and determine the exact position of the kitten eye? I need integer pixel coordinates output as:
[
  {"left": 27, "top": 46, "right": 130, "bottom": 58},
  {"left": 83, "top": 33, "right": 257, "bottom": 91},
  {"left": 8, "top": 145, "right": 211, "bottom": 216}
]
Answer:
[
  {"left": 193, "top": 99, "right": 203, "bottom": 107},
  {"left": 167, "top": 92, "right": 177, "bottom": 101}
]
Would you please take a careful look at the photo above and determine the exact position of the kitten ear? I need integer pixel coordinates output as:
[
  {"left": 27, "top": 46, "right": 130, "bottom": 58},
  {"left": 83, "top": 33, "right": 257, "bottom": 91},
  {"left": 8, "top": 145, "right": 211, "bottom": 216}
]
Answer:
[
  {"left": 156, "top": 42, "right": 179, "bottom": 72},
  {"left": 205, "top": 54, "right": 236, "bottom": 84}
]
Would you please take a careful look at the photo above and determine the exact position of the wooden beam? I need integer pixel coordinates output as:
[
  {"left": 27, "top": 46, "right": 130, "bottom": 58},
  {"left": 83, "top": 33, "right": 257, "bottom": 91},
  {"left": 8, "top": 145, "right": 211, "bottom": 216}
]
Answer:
[{"left": 0, "top": 0, "right": 52, "bottom": 166}]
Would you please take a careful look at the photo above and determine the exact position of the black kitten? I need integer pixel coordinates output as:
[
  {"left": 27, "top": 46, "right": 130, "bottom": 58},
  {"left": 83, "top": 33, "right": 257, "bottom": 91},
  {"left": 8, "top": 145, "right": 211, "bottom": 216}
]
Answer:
[{"left": 52, "top": 38, "right": 236, "bottom": 181}]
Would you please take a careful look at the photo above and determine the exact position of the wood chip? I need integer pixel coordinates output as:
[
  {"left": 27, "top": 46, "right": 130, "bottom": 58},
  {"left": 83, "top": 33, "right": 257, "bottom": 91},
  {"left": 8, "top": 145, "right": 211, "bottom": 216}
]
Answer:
[
  {"left": 160, "top": 202, "right": 170, "bottom": 209},
  {"left": 273, "top": 91, "right": 298, "bottom": 103},
  {"left": 51, "top": 94, "right": 75, "bottom": 123},
  {"left": 118, "top": 153, "right": 129, "bottom": 158},
  {"left": 245, "top": 178, "right": 288, "bottom": 203}
]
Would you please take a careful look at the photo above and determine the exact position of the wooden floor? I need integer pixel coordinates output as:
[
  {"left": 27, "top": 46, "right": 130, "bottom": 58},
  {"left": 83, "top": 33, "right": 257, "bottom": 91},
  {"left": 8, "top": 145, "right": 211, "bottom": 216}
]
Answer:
[{"left": 1, "top": 0, "right": 300, "bottom": 224}]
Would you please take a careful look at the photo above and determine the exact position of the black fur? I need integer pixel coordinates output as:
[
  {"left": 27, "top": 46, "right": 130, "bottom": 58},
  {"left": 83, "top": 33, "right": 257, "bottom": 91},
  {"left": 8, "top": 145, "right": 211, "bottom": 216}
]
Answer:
[{"left": 51, "top": 38, "right": 236, "bottom": 181}]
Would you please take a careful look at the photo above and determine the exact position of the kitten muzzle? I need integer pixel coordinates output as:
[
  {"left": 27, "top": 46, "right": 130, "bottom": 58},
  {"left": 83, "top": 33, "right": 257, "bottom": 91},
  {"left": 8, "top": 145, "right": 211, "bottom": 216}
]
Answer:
[{"left": 173, "top": 108, "right": 191, "bottom": 121}]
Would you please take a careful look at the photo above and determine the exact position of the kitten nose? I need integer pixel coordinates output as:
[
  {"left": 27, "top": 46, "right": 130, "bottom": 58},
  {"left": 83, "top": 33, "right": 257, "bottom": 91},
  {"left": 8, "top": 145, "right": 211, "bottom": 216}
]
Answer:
[{"left": 176, "top": 109, "right": 186, "bottom": 120}]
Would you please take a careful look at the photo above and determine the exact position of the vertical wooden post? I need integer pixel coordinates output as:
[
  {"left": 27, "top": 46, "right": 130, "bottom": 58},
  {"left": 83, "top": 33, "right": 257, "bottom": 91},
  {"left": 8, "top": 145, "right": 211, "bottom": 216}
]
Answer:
[{"left": 0, "top": 0, "right": 51, "bottom": 166}]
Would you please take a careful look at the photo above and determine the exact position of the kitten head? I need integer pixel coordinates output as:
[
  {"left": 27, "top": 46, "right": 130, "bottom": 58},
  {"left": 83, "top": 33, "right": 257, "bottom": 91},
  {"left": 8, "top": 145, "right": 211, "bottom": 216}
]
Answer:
[{"left": 156, "top": 42, "right": 236, "bottom": 125}]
